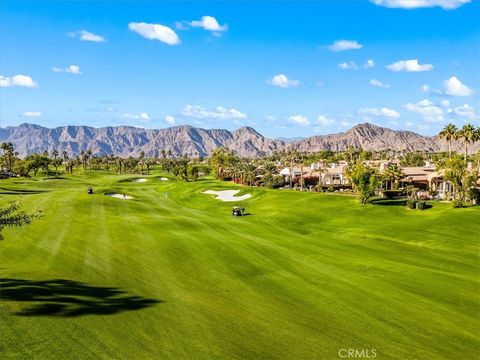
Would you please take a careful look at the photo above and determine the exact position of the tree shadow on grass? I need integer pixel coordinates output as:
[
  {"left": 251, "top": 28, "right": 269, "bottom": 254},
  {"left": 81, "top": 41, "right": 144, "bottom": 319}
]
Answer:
[
  {"left": 0, "top": 188, "right": 50, "bottom": 195},
  {"left": 0, "top": 278, "right": 161, "bottom": 317},
  {"left": 369, "top": 198, "right": 407, "bottom": 206}
]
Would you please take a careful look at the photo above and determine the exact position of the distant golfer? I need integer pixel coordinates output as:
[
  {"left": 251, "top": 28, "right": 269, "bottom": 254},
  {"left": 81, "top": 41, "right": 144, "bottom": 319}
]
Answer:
[{"left": 123, "top": 193, "right": 126, "bottom": 199}]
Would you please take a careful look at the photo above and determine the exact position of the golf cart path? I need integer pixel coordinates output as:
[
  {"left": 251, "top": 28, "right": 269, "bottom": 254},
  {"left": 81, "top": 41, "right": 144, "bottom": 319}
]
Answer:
[{"left": 203, "top": 190, "right": 251, "bottom": 202}]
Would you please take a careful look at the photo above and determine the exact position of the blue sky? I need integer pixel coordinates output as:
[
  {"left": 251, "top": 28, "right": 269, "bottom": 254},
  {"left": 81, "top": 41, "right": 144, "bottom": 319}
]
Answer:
[{"left": 1, "top": 0, "right": 479, "bottom": 138}]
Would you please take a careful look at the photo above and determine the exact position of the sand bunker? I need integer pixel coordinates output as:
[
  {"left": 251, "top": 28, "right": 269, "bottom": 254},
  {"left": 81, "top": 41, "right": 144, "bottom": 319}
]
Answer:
[
  {"left": 203, "top": 190, "right": 252, "bottom": 202},
  {"left": 160, "top": 177, "right": 169, "bottom": 181},
  {"left": 106, "top": 193, "right": 133, "bottom": 200},
  {"left": 134, "top": 178, "right": 148, "bottom": 183}
]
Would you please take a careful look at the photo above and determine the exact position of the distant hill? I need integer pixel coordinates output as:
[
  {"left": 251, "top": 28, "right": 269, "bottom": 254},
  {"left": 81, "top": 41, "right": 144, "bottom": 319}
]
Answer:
[
  {"left": 276, "top": 136, "right": 305, "bottom": 143},
  {"left": 0, "top": 122, "right": 477, "bottom": 157}
]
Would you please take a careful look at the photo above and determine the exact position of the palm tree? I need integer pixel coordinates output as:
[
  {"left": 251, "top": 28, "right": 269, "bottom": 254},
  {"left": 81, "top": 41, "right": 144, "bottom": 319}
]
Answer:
[
  {"left": 283, "top": 147, "right": 298, "bottom": 189},
  {"left": 458, "top": 124, "right": 476, "bottom": 163},
  {"left": 62, "top": 151, "right": 69, "bottom": 173},
  {"left": 80, "top": 151, "right": 87, "bottom": 171},
  {"left": 1, "top": 142, "right": 15, "bottom": 171},
  {"left": 51, "top": 149, "right": 59, "bottom": 176},
  {"left": 297, "top": 152, "right": 306, "bottom": 190},
  {"left": 86, "top": 149, "right": 92, "bottom": 171},
  {"left": 42, "top": 150, "right": 50, "bottom": 175},
  {"left": 382, "top": 163, "right": 403, "bottom": 190},
  {"left": 139, "top": 151, "right": 145, "bottom": 173},
  {"left": 439, "top": 123, "right": 458, "bottom": 159}
]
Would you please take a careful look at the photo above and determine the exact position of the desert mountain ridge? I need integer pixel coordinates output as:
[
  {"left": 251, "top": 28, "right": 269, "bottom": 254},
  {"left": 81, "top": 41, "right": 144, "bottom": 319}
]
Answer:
[{"left": 0, "top": 122, "right": 477, "bottom": 158}]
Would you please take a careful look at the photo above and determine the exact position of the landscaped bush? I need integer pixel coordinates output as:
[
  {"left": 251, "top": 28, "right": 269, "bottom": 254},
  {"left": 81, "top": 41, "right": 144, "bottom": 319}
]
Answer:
[
  {"left": 382, "top": 190, "right": 404, "bottom": 199},
  {"left": 468, "top": 187, "right": 480, "bottom": 205},
  {"left": 416, "top": 201, "right": 427, "bottom": 210},
  {"left": 406, "top": 199, "right": 417, "bottom": 209},
  {"left": 271, "top": 175, "right": 285, "bottom": 189},
  {"left": 327, "top": 186, "right": 334, "bottom": 192},
  {"left": 452, "top": 199, "right": 463, "bottom": 208}
]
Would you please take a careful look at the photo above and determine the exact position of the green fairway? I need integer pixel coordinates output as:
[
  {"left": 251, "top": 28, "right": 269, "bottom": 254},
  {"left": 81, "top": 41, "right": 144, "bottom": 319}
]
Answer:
[{"left": 0, "top": 173, "right": 479, "bottom": 359}]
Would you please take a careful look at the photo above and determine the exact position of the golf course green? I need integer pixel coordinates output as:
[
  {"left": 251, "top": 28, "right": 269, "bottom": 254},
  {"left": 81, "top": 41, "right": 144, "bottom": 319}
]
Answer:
[{"left": 0, "top": 173, "right": 479, "bottom": 359}]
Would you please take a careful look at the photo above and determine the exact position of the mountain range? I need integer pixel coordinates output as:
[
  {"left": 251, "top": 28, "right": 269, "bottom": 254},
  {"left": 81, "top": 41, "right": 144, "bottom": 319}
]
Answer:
[{"left": 0, "top": 123, "right": 477, "bottom": 158}]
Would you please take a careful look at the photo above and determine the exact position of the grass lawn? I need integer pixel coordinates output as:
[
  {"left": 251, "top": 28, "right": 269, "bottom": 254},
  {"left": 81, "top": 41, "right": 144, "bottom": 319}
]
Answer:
[{"left": 0, "top": 172, "right": 479, "bottom": 359}]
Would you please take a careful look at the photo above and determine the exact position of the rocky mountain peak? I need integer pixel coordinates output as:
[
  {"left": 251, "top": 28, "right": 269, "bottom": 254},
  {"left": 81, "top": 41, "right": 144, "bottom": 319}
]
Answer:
[{"left": 1, "top": 122, "right": 477, "bottom": 157}]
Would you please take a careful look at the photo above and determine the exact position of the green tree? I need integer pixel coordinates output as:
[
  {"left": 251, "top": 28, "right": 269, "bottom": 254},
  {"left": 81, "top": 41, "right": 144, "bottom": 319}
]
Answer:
[
  {"left": 1, "top": 142, "right": 15, "bottom": 171},
  {"left": 439, "top": 123, "right": 458, "bottom": 159},
  {"left": 41, "top": 151, "right": 51, "bottom": 176},
  {"left": 0, "top": 199, "right": 38, "bottom": 240},
  {"left": 346, "top": 163, "right": 379, "bottom": 204},
  {"left": 458, "top": 124, "right": 477, "bottom": 163},
  {"left": 210, "top": 147, "right": 236, "bottom": 180},
  {"left": 400, "top": 152, "right": 425, "bottom": 167},
  {"left": 440, "top": 155, "right": 478, "bottom": 205},
  {"left": 51, "top": 149, "right": 60, "bottom": 176},
  {"left": 62, "top": 151, "right": 70, "bottom": 173},
  {"left": 382, "top": 163, "right": 403, "bottom": 190}
]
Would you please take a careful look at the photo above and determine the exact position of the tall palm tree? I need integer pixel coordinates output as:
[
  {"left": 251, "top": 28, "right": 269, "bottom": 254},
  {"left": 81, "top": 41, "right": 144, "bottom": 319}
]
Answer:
[
  {"left": 139, "top": 151, "right": 145, "bottom": 173},
  {"left": 382, "top": 163, "right": 403, "bottom": 190},
  {"left": 86, "top": 149, "right": 93, "bottom": 172},
  {"left": 283, "top": 148, "right": 298, "bottom": 189},
  {"left": 439, "top": 123, "right": 458, "bottom": 159},
  {"left": 62, "top": 151, "right": 69, "bottom": 173},
  {"left": 297, "top": 152, "right": 305, "bottom": 190},
  {"left": 51, "top": 149, "right": 59, "bottom": 176},
  {"left": 1, "top": 142, "right": 15, "bottom": 171},
  {"left": 458, "top": 124, "right": 476, "bottom": 163}
]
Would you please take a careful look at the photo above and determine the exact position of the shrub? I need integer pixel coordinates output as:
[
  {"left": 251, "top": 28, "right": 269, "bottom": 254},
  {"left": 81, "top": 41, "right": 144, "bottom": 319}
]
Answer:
[
  {"left": 452, "top": 199, "right": 463, "bottom": 208},
  {"left": 327, "top": 186, "right": 335, "bottom": 193},
  {"left": 468, "top": 187, "right": 480, "bottom": 205},
  {"left": 416, "top": 201, "right": 427, "bottom": 210},
  {"left": 271, "top": 175, "right": 285, "bottom": 189},
  {"left": 406, "top": 199, "right": 417, "bottom": 209}
]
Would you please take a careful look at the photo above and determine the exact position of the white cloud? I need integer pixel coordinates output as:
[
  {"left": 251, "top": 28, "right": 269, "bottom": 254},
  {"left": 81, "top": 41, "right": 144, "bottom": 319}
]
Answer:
[
  {"left": 265, "top": 115, "right": 276, "bottom": 123},
  {"left": 364, "top": 59, "right": 375, "bottom": 68},
  {"left": 52, "top": 65, "right": 81, "bottom": 75},
  {"left": 338, "top": 61, "right": 358, "bottom": 70},
  {"left": 329, "top": 40, "right": 363, "bottom": 52},
  {"left": 79, "top": 30, "right": 105, "bottom": 42},
  {"left": 371, "top": 0, "right": 470, "bottom": 10},
  {"left": 421, "top": 84, "right": 430, "bottom": 93},
  {"left": 268, "top": 74, "right": 301, "bottom": 88},
  {"left": 122, "top": 112, "right": 151, "bottom": 122},
  {"left": 386, "top": 59, "right": 433, "bottom": 72},
  {"left": 128, "top": 22, "right": 180, "bottom": 45},
  {"left": 190, "top": 16, "right": 228, "bottom": 32},
  {"left": 341, "top": 121, "right": 351, "bottom": 127},
  {"left": 69, "top": 30, "right": 106, "bottom": 42},
  {"left": 443, "top": 76, "right": 473, "bottom": 97},
  {"left": 369, "top": 79, "right": 390, "bottom": 88},
  {"left": 452, "top": 104, "right": 477, "bottom": 119},
  {"left": 440, "top": 99, "right": 450, "bottom": 107},
  {"left": 165, "top": 115, "right": 176, "bottom": 125},
  {"left": 317, "top": 115, "right": 335, "bottom": 125},
  {"left": 139, "top": 112, "right": 150, "bottom": 121},
  {"left": 20, "top": 111, "right": 42, "bottom": 117},
  {"left": 359, "top": 107, "right": 400, "bottom": 118},
  {"left": 182, "top": 105, "right": 247, "bottom": 120},
  {"left": 0, "top": 74, "right": 38, "bottom": 88},
  {"left": 288, "top": 115, "right": 310, "bottom": 126},
  {"left": 403, "top": 99, "right": 443, "bottom": 122}
]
